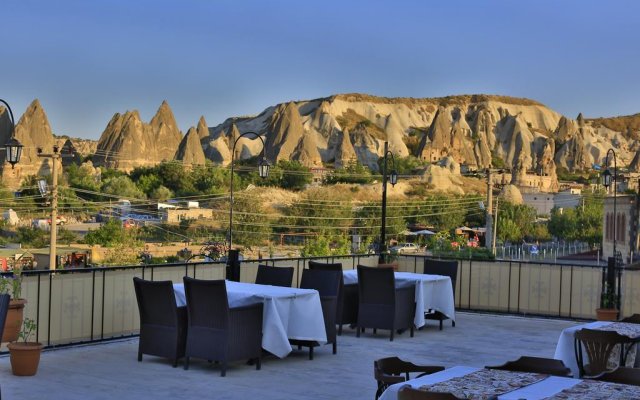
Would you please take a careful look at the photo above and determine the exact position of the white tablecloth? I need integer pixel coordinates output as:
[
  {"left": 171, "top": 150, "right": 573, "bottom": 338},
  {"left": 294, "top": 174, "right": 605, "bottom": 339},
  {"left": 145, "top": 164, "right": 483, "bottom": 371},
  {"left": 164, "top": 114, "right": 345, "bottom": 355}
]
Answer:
[
  {"left": 380, "top": 366, "right": 584, "bottom": 400},
  {"left": 343, "top": 270, "right": 456, "bottom": 328},
  {"left": 173, "top": 280, "right": 327, "bottom": 358}
]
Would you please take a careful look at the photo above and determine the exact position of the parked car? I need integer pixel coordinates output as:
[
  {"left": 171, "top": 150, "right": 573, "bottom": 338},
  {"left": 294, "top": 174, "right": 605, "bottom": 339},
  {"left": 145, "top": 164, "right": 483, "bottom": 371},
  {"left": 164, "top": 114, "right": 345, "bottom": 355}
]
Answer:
[{"left": 389, "top": 243, "right": 421, "bottom": 254}]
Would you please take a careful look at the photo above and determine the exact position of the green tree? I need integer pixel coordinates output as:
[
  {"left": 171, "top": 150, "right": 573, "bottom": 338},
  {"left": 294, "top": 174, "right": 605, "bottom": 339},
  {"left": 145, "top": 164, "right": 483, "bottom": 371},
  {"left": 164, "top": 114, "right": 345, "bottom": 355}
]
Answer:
[
  {"left": 16, "top": 227, "right": 49, "bottom": 248},
  {"left": 230, "top": 194, "right": 272, "bottom": 246},
  {"left": 496, "top": 202, "right": 537, "bottom": 242},
  {"left": 284, "top": 188, "right": 353, "bottom": 236},
  {"left": 85, "top": 219, "right": 137, "bottom": 247},
  {"left": 57, "top": 228, "right": 79, "bottom": 245},
  {"left": 301, "top": 234, "right": 351, "bottom": 257},
  {"left": 323, "top": 161, "right": 374, "bottom": 185},
  {"left": 101, "top": 176, "right": 145, "bottom": 199},
  {"left": 354, "top": 201, "right": 406, "bottom": 248},
  {"left": 376, "top": 155, "right": 427, "bottom": 175}
]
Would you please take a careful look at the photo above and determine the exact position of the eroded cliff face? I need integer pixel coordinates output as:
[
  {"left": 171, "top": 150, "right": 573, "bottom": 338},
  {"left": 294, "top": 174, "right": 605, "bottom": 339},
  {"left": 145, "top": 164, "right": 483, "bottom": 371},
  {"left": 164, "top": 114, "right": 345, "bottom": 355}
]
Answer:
[{"left": 4, "top": 94, "right": 639, "bottom": 192}]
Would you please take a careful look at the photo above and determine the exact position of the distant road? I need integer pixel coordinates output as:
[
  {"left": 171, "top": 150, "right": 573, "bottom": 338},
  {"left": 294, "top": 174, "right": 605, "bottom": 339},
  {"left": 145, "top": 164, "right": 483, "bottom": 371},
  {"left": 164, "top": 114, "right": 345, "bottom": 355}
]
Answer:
[{"left": 63, "top": 222, "right": 101, "bottom": 235}]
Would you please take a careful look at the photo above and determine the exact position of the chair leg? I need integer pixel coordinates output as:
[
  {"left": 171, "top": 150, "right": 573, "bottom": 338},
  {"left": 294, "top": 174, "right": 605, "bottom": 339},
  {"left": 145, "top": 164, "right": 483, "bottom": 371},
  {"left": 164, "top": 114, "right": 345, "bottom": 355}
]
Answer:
[
  {"left": 439, "top": 319, "right": 443, "bottom": 331},
  {"left": 410, "top": 326, "right": 414, "bottom": 337},
  {"left": 221, "top": 362, "right": 227, "bottom": 377},
  {"left": 183, "top": 356, "right": 190, "bottom": 370},
  {"left": 309, "top": 346, "right": 314, "bottom": 360},
  {"left": 137, "top": 352, "right": 142, "bottom": 362},
  {"left": 172, "top": 358, "right": 178, "bottom": 368},
  {"left": 390, "top": 330, "right": 394, "bottom": 342},
  {"left": 373, "top": 328, "right": 377, "bottom": 334},
  {"left": 338, "top": 324, "right": 343, "bottom": 335},
  {"left": 298, "top": 345, "right": 302, "bottom": 350},
  {"left": 356, "top": 326, "right": 360, "bottom": 337},
  {"left": 452, "top": 320, "right": 455, "bottom": 327},
  {"left": 333, "top": 341, "right": 337, "bottom": 354},
  {"left": 256, "top": 357, "right": 261, "bottom": 371}
]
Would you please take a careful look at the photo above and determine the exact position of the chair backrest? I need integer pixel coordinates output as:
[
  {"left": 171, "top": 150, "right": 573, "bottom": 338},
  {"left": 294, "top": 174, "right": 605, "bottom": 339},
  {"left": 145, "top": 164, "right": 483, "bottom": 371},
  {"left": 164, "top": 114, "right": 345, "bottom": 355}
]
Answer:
[
  {"left": 423, "top": 259, "right": 458, "bottom": 294},
  {"left": 255, "top": 264, "right": 294, "bottom": 287},
  {"left": 594, "top": 367, "right": 640, "bottom": 386},
  {"left": 300, "top": 269, "right": 341, "bottom": 297},
  {"left": 183, "top": 277, "right": 229, "bottom": 329},
  {"left": 0, "top": 293, "right": 10, "bottom": 337},
  {"left": 397, "top": 386, "right": 462, "bottom": 400},
  {"left": 133, "top": 277, "right": 179, "bottom": 327},
  {"left": 486, "top": 356, "right": 572, "bottom": 377},
  {"left": 357, "top": 265, "right": 395, "bottom": 305},
  {"left": 574, "top": 328, "right": 636, "bottom": 376},
  {"left": 620, "top": 314, "right": 640, "bottom": 324},
  {"left": 308, "top": 260, "right": 343, "bottom": 272}
]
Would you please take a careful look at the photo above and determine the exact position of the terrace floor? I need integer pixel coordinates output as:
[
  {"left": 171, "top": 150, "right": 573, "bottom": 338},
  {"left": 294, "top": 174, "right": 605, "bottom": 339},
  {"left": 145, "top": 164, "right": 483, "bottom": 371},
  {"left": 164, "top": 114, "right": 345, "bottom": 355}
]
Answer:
[{"left": 0, "top": 312, "right": 581, "bottom": 400}]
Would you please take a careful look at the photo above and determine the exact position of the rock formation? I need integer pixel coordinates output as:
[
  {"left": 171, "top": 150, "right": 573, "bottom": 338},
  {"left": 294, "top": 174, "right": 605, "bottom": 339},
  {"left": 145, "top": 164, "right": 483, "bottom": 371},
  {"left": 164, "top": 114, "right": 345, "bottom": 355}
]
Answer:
[
  {"left": 175, "top": 127, "right": 206, "bottom": 166},
  {"left": 196, "top": 116, "right": 209, "bottom": 140},
  {"left": 93, "top": 101, "right": 183, "bottom": 171}
]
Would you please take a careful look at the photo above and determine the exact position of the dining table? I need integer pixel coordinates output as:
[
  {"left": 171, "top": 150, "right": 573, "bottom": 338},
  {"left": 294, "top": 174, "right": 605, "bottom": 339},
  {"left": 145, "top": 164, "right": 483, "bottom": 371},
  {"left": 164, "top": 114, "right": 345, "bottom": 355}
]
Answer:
[
  {"left": 379, "top": 365, "right": 639, "bottom": 400},
  {"left": 554, "top": 320, "right": 640, "bottom": 377},
  {"left": 342, "top": 270, "right": 455, "bottom": 329},
  {"left": 173, "top": 280, "right": 327, "bottom": 358}
]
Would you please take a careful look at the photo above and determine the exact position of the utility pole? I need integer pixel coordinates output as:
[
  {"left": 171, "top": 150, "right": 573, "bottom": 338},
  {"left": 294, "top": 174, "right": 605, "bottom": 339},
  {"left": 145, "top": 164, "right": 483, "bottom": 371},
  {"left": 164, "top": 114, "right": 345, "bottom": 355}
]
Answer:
[
  {"left": 38, "top": 146, "right": 61, "bottom": 271},
  {"left": 486, "top": 169, "right": 493, "bottom": 251},
  {"left": 492, "top": 196, "right": 499, "bottom": 254}
]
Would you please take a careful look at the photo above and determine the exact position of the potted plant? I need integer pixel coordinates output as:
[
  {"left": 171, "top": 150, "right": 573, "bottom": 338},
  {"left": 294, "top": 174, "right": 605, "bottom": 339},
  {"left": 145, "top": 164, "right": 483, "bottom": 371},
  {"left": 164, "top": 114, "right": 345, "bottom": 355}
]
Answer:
[
  {"left": 596, "top": 283, "right": 619, "bottom": 321},
  {"left": 7, "top": 318, "right": 43, "bottom": 376},
  {"left": 0, "top": 266, "right": 27, "bottom": 342}
]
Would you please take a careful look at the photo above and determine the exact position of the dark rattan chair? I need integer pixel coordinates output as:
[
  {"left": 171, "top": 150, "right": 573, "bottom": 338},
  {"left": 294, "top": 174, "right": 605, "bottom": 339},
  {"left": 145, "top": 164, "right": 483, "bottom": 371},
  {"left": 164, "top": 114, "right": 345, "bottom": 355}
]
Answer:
[
  {"left": 397, "top": 385, "right": 462, "bottom": 400},
  {"left": 620, "top": 314, "right": 640, "bottom": 324},
  {"left": 574, "top": 328, "right": 637, "bottom": 377},
  {"left": 592, "top": 367, "right": 640, "bottom": 386},
  {"left": 356, "top": 265, "right": 415, "bottom": 341},
  {"left": 374, "top": 357, "right": 445, "bottom": 400},
  {"left": 133, "top": 277, "right": 187, "bottom": 367},
  {"left": 423, "top": 259, "right": 457, "bottom": 330},
  {"left": 183, "top": 277, "right": 263, "bottom": 376},
  {"left": 290, "top": 268, "right": 340, "bottom": 359},
  {"left": 255, "top": 264, "right": 294, "bottom": 287},
  {"left": 486, "top": 356, "right": 572, "bottom": 377},
  {"left": 308, "top": 261, "right": 349, "bottom": 334}
]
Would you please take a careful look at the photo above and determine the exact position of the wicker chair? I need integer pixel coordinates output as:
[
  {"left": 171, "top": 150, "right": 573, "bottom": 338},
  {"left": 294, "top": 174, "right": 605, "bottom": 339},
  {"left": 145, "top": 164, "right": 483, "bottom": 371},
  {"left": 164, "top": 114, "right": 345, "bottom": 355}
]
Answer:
[
  {"left": 183, "top": 277, "right": 263, "bottom": 376},
  {"left": 132, "top": 277, "right": 187, "bottom": 367},
  {"left": 592, "top": 367, "right": 640, "bottom": 386},
  {"left": 255, "top": 264, "right": 294, "bottom": 287},
  {"left": 397, "top": 385, "right": 462, "bottom": 400},
  {"left": 356, "top": 265, "right": 415, "bottom": 341},
  {"left": 374, "top": 357, "right": 445, "bottom": 400},
  {"left": 620, "top": 314, "right": 640, "bottom": 324},
  {"left": 290, "top": 268, "right": 340, "bottom": 359},
  {"left": 423, "top": 259, "right": 457, "bottom": 330},
  {"left": 574, "top": 328, "right": 637, "bottom": 377},
  {"left": 486, "top": 356, "right": 572, "bottom": 377},
  {"left": 308, "top": 261, "right": 351, "bottom": 335}
]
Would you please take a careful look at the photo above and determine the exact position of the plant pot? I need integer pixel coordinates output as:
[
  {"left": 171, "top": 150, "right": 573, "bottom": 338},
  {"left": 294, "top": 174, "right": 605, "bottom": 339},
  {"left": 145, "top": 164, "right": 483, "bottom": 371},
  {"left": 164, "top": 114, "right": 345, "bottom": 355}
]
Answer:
[
  {"left": 7, "top": 341, "right": 43, "bottom": 376},
  {"left": 2, "top": 299, "right": 27, "bottom": 343},
  {"left": 596, "top": 308, "right": 619, "bottom": 321}
]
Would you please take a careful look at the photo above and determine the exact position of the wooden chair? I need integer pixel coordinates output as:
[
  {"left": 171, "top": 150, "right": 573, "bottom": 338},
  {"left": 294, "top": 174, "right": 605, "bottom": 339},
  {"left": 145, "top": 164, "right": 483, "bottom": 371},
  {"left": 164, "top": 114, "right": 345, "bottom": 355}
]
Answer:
[
  {"left": 423, "top": 259, "right": 457, "bottom": 330},
  {"left": 486, "top": 356, "right": 572, "bottom": 377},
  {"left": 397, "top": 385, "right": 462, "bottom": 400},
  {"left": 255, "top": 264, "right": 294, "bottom": 287},
  {"left": 356, "top": 265, "right": 415, "bottom": 341},
  {"left": 374, "top": 357, "right": 445, "bottom": 400},
  {"left": 592, "top": 367, "right": 640, "bottom": 386},
  {"left": 183, "top": 277, "right": 263, "bottom": 376},
  {"left": 308, "top": 261, "right": 350, "bottom": 335},
  {"left": 133, "top": 277, "right": 187, "bottom": 367},
  {"left": 574, "top": 328, "right": 637, "bottom": 377},
  {"left": 620, "top": 314, "right": 640, "bottom": 324},
  {"left": 290, "top": 268, "right": 340, "bottom": 359}
]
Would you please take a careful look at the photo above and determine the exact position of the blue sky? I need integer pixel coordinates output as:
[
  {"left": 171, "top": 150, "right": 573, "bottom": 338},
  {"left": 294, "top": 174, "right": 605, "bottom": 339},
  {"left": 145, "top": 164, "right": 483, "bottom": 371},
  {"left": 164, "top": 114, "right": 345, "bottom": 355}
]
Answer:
[{"left": 1, "top": 0, "right": 639, "bottom": 139}]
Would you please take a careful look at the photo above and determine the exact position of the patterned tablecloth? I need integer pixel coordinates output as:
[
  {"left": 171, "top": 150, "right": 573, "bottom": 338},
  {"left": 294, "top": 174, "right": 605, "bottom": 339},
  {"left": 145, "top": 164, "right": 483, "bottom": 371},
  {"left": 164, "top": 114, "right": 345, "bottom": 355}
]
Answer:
[
  {"left": 593, "top": 321, "right": 640, "bottom": 338},
  {"left": 542, "top": 379, "right": 640, "bottom": 400},
  {"left": 419, "top": 369, "right": 548, "bottom": 400}
]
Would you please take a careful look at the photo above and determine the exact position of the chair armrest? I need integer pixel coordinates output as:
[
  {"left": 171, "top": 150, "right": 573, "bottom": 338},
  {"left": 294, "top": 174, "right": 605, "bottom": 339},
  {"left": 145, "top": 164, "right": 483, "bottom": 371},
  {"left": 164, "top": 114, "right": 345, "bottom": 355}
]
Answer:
[{"left": 379, "top": 375, "right": 406, "bottom": 385}]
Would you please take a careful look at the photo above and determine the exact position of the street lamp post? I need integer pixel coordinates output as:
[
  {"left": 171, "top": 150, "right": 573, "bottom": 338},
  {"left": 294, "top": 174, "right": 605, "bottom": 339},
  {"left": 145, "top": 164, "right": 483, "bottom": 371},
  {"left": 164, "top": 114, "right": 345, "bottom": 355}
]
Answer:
[
  {"left": 601, "top": 149, "right": 617, "bottom": 259},
  {"left": 379, "top": 141, "right": 398, "bottom": 264},
  {"left": 0, "top": 99, "right": 23, "bottom": 168},
  {"left": 228, "top": 131, "right": 270, "bottom": 250}
]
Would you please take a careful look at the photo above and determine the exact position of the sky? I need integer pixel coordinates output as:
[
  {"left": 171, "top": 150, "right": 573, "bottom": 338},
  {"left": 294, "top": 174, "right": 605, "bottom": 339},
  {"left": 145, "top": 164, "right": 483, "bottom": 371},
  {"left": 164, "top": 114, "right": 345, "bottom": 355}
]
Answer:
[{"left": 1, "top": 0, "right": 639, "bottom": 139}]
